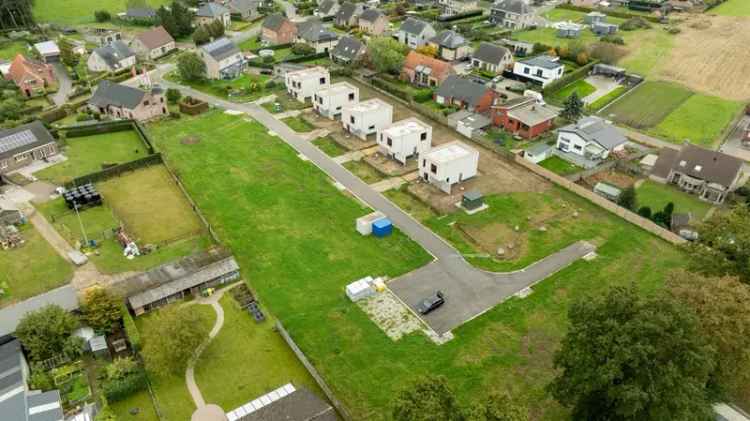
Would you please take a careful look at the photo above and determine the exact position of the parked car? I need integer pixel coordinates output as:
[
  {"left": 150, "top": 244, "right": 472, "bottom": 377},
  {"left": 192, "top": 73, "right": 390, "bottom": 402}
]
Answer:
[{"left": 416, "top": 291, "right": 445, "bottom": 315}]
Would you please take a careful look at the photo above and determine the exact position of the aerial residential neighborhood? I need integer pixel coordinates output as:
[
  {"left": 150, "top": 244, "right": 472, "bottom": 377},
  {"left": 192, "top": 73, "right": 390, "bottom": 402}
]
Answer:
[{"left": 1, "top": 0, "right": 750, "bottom": 420}]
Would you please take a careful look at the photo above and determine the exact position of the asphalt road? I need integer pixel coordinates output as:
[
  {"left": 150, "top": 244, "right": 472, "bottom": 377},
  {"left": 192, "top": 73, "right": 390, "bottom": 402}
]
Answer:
[{"left": 154, "top": 69, "right": 595, "bottom": 335}]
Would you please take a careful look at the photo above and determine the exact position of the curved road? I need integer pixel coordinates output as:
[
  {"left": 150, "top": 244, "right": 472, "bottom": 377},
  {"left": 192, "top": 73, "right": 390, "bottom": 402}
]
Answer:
[{"left": 153, "top": 67, "right": 595, "bottom": 335}]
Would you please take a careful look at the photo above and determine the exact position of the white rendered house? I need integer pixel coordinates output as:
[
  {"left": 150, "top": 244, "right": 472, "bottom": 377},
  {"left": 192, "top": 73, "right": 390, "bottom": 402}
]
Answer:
[
  {"left": 419, "top": 140, "right": 479, "bottom": 193},
  {"left": 313, "top": 82, "right": 359, "bottom": 119},
  {"left": 341, "top": 98, "right": 393, "bottom": 140},
  {"left": 285, "top": 66, "right": 330, "bottom": 103},
  {"left": 556, "top": 116, "right": 627, "bottom": 161},
  {"left": 377, "top": 117, "right": 432, "bottom": 165},
  {"left": 512, "top": 55, "right": 564, "bottom": 87}
]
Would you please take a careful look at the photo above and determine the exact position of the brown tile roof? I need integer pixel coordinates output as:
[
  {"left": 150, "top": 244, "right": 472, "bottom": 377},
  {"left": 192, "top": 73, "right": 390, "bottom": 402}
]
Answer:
[
  {"left": 134, "top": 26, "right": 174, "bottom": 50},
  {"left": 402, "top": 51, "right": 455, "bottom": 83},
  {"left": 7, "top": 54, "right": 51, "bottom": 85},
  {"left": 652, "top": 143, "right": 743, "bottom": 188}
]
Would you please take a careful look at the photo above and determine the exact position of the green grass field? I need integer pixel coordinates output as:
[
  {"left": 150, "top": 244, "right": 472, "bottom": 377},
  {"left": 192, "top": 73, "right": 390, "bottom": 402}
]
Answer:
[
  {"left": 710, "top": 0, "right": 750, "bottom": 16},
  {"left": 195, "top": 295, "right": 320, "bottom": 411},
  {"left": 0, "top": 224, "right": 73, "bottom": 308},
  {"left": 166, "top": 72, "right": 275, "bottom": 103},
  {"left": 547, "top": 80, "right": 596, "bottom": 104},
  {"left": 312, "top": 136, "right": 347, "bottom": 157},
  {"left": 32, "top": 0, "right": 171, "bottom": 25},
  {"left": 538, "top": 156, "right": 582, "bottom": 176},
  {"left": 604, "top": 81, "right": 693, "bottom": 129},
  {"left": 619, "top": 29, "right": 675, "bottom": 78},
  {"left": 648, "top": 94, "right": 743, "bottom": 147},
  {"left": 110, "top": 389, "right": 159, "bottom": 421},
  {"left": 589, "top": 86, "right": 627, "bottom": 112},
  {"left": 543, "top": 8, "right": 625, "bottom": 25},
  {"left": 513, "top": 28, "right": 598, "bottom": 47},
  {"left": 147, "top": 110, "right": 687, "bottom": 419},
  {"left": 281, "top": 115, "right": 315, "bottom": 133},
  {"left": 238, "top": 37, "right": 262, "bottom": 52},
  {"left": 34, "top": 131, "right": 148, "bottom": 185},
  {"left": 343, "top": 160, "right": 386, "bottom": 184},
  {"left": 636, "top": 180, "right": 713, "bottom": 220},
  {"left": 0, "top": 40, "right": 29, "bottom": 61}
]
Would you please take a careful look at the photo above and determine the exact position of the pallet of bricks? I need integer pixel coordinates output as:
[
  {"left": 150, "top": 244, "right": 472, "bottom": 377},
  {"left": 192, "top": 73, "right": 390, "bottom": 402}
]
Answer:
[{"left": 230, "top": 284, "right": 266, "bottom": 322}]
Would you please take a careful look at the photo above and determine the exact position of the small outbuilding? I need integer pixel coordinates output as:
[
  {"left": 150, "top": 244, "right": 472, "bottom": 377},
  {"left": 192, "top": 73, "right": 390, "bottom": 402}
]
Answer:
[
  {"left": 346, "top": 276, "right": 376, "bottom": 301},
  {"left": 462, "top": 190, "right": 484, "bottom": 210},
  {"left": 557, "top": 22, "right": 582, "bottom": 38},
  {"left": 34, "top": 40, "right": 60, "bottom": 63},
  {"left": 341, "top": 98, "right": 393, "bottom": 140},
  {"left": 88, "top": 335, "right": 110, "bottom": 359},
  {"left": 593, "top": 182, "right": 621, "bottom": 201},
  {"left": 372, "top": 218, "right": 393, "bottom": 237},
  {"left": 356, "top": 211, "right": 386, "bottom": 235},
  {"left": 455, "top": 113, "right": 491, "bottom": 138},
  {"left": 592, "top": 22, "right": 618, "bottom": 36}
]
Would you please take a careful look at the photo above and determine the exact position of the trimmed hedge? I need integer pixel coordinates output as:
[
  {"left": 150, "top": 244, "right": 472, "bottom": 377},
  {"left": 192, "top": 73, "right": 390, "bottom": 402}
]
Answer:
[
  {"left": 370, "top": 77, "right": 411, "bottom": 101},
  {"left": 102, "top": 368, "right": 147, "bottom": 403},
  {"left": 120, "top": 304, "right": 140, "bottom": 352},
  {"left": 251, "top": 42, "right": 293, "bottom": 53},
  {"left": 39, "top": 107, "right": 68, "bottom": 124},
  {"left": 63, "top": 120, "right": 133, "bottom": 138},
  {"left": 556, "top": 3, "right": 661, "bottom": 23},
  {"left": 65, "top": 153, "right": 163, "bottom": 188},
  {"left": 283, "top": 52, "right": 328, "bottom": 63},
  {"left": 542, "top": 60, "right": 599, "bottom": 96}
]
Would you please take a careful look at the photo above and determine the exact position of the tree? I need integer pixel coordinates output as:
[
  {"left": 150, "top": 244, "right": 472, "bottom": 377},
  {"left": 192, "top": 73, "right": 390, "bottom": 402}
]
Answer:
[
  {"left": 178, "top": 52, "right": 207, "bottom": 81},
  {"left": 548, "top": 286, "right": 716, "bottom": 421},
  {"left": 58, "top": 37, "right": 80, "bottom": 68},
  {"left": 166, "top": 87, "right": 182, "bottom": 104},
  {"left": 81, "top": 288, "right": 121, "bottom": 334},
  {"left": 667, "top": 270, "right": 750, "bottom": 399},
  {"left": 156, "top": 6, "right": 178, "bottom": 37},
  {"left": 16, "top": 305, "right": 79, "bottom": 361},
  {"left": 141, "top": 306, "right": 209, "bottom": 376},
  {"left": 207, "top": 19, "right": 225, "bottom": 38},
  {"left": 169, "top": 1, "right": 195, "bottom": 38},
  {"left": 617, "top": 186, "right": 637, "bottom": 211},
  {"left": 367, "top": 36, "right": 409, "bottom": 75},
  {"left": 292, "top": 42, "right": 315, "bottom": 56},
  {"left": 561, "top": 92, "right": 583, "bottom": 121},
  {"left": 636, "top": 206, "right": 651, "bottom": 219},
  {"left": 686, "top": 204, "right": 750, "bottom": 284},
  {"left": 415, "top": 44, "right": 438, "bottom": 57},
  {"left": 392, "top": 375, "right": 465, "bottom": 421},
  {"left": 94, "top": 10, "right": 112, "bottom": 22},
  {"left": 192, "top": 25, "right": 210, "bottom": 45},
  {"left": 467, "top": 392, "right": 528, "bottom": 421}
]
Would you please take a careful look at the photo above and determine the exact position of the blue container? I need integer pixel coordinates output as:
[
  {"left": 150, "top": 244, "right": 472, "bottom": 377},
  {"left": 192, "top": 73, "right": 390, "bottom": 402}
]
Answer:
[{"left": 372, "top": 218, "right": 393, "bottom": 237}]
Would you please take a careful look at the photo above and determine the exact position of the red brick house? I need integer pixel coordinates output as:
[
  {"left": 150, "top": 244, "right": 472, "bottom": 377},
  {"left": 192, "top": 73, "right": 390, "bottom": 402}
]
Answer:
[
  {"left": 5, "top": 54, "right": 56, "bottom": 98},
  {"left": 401, "top": 51, "right": 455, "bottom": 87},
  {"left": 434, "top": 75, "right": 495, "bottom": 113},
  {"left": 261, "top": 14, "right": 298, "bottom": 45},
  {"left": 491, "top": 96, "right": 558, "bottom": 139}
]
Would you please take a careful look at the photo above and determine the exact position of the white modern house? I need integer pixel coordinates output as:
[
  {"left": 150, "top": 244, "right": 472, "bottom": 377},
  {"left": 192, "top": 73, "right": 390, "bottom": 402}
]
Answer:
[
  {"left": 377, "top": 117, "right": 432, "bottom": 165},
  {"left": 513, "top": 55, "right": 564, "bottom": 87},
  {"left": 199, "top": 37, "right": 245, "bottom": 79},
  {"left": 285, "top": 66, "right": 330, "bottom": 103},
  {"left": 313, "top": 82, "right": 359, "bottom": 119},
  {"left": 419, "top": 140, "right": 479, "bottom": 193},
  {"left": 341, "top": 98, "right": 393, "bottom": 140},
  {"left": 556, "top": 116, "right": 627, "bottom": 161}
]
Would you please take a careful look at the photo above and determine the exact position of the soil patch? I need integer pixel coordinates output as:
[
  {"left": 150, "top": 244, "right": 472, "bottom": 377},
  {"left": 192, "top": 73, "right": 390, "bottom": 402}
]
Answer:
[
  {"left": 460, "top": 222, "right": 527, "bottom": 260},
  {"left": 584, "top": 169, "right": 637, "bottom": 189},
  {"left": 181, "top": 136, "right": 201, "bottom": 145}
]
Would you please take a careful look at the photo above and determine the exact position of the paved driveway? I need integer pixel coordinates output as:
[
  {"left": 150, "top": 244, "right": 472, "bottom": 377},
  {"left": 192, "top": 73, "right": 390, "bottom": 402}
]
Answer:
[{"left": 51, "top": 63, "right": 73, "bottom": 106}]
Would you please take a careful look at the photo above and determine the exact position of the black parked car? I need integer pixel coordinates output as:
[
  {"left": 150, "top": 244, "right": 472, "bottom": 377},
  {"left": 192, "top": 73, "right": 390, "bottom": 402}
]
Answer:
[{"left": 416, "top": 291, "right": 445, "bottom": 315}]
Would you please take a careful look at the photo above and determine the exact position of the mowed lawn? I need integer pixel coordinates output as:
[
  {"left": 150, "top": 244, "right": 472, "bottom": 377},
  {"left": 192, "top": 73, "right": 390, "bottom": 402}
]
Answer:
[
  {"left": 538, "top": 156, "right": 582, "bottom": 176},
  {"left": 547, "top": 80, "right": 596, "bottom": 104},
  {"left": 0, "top": 224, "right": 73, "bottom": 308},
  {"left": 543, "top": 8, "right": 625, "bottom": 25},
  {"left": 195, "top": 295, "right": 320, "bottom": 411},
  {"left": 148, "top": 110, "right": 687, "bottom": 420},
  {"left": 513, "top": 28, "right": 598, "bottom": 47},
  {"left": 604, "top": 81, "right": 692, "bottom": 129},
  {"left": 34, "top": 131, "right": 148, "bottom": 185},
  {"left": 648, "top": 94, "right": 743, "bottom": 147},
  {"left": 0, "top": 40, "right": 29, "bottom": 61},
  {"left": 166, "top": 71, "right": 275, "bottom": 103},
  {"left": 97, "top": 165, "right": 204, "bottom": 244},
  {"left": 33, "top": 0, "right": 171, "bottom": 25},
  {"left": 636, "top": 180, "right": 713, "bottom": 220},
  {"left": 710, "top": 0, "right": 750, "bottom": 16}
]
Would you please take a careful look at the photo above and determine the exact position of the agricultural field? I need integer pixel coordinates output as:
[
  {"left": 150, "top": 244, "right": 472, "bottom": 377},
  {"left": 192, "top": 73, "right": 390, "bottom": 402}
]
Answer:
[
  {"left": 32, "top": 0, "right": 171, "bottom": 25},
  {"left": 709, "top": 0, "right": 750, "bottom": 17},
  {"left": 618, "top": 28, "right": 675, "bottom": 78},
  {"left": 0, "top": 224, "right": 73, "bottom": 308},
  {"left": 635, "top": 180, "right": 713, "bottom": 220},
  {"left": 34, "top": 131, "right": 148, "bottom": 185},
  {"left": 589, "top": 86, "right": 627, "bottom": 112},
  {"left": 148, "top": 110, "right": 687, "bottom": 420},
  {"left": 603, "top": 81, "right": 693, "bottom": 129}
]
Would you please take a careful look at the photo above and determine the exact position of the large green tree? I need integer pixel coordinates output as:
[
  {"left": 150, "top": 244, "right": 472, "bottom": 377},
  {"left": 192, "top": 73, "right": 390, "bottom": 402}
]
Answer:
[
  {"left": 467, "top": 392, "right": 528, "bottom": 421},
  {"left": 177, "top": 52, "right": 207, "bottom": 81},
  {"left": 686, "top": 204, "right": 750, "bottom": 284},
  {"left": 561, "top": 91, "right": 584, "bottom": 121},
  {"left": 392, "top": 375, "right": 465, "bottom": 421},
  {"left": 16, "top": 305, "right": 79, "bottom": 361},
  {"left": 367, "top": 36, "right": 409, "bottom": 75},
  {"left": 141, "top": 306, "right": 209, "bottom": 376},
  {"left": 81, "top": 288, "right": 121, "bottom": 334},
  {"left": 548, "top": 286, "right": 716, "bottom": 421}
]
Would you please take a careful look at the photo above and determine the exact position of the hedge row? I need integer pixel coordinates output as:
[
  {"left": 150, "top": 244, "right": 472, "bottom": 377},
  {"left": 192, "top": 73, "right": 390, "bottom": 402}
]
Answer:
[
  {"left": 120, "top": 304, "right": 140, "bottom": 352},
  {"left": 284, "top": 52, "right": 328, "bottom": 63},
  {"left": 251, "top": 42, "right": 293, "bottom": 53},
  {"left": 65, "top": 153, "right": 163, "bottom": 188},
  {"left": 557, "top": 3, "right": 661, "bottom": 23},
  {"left": 63, "top": 120, "right": 134, "bottom": 138},
  {"left": 542, "top": 60, "right": 600, "bottom": 95},
  {"left": 102, "top": 368, "right": 147, "bottom": 403},
  {"left": 370, "top": 77, "right": 411, "bottom": 102}
]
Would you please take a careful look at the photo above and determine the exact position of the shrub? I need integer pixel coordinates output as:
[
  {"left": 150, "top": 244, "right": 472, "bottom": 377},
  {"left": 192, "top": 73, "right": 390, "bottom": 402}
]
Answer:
[
  {"left": 262, "top": 55, "right": 274, "bottom": 63},
  {"left": 621, "top": 17, "right": 651, "bottom": 31},
  {"left": 101, "top": 366, "right": 147, "bottom": 402},
  {"left": 166, "top": 88, "right": 182, "bottom": 104},
  {"left": 412, "top": 89, "right": 433, "bottom": 103},
  {"left": 601, "top": 35, "right": 625, "bottom": 45},
  {"left": 291, "top": 43, "right": 315, "bottom": 56},
  {"left": 170, "top": 111, "right": 182, "bottom": 119},
  {"left": 94, "top": 10, "right": 111, "bottom": 22},
  {"left": 265, "top": 80, "right": 276, "bottom": 89}
]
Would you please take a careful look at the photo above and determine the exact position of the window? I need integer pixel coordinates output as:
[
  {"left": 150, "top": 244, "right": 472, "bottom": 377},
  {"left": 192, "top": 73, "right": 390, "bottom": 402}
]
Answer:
[
  {"left": 387, "top": 137, "right": 392, "bottom": 146},
  {"left": 523, "top": 67, "right": 529, "bottom": 74},
  {"left": 368, "top": 125, "right": 375, "bottom": 130},
  {"left": 0, "top": 160, "right": 7, "bottom": 169},
  {"left": 15, "top": 154, "right": 27, "bottom": 162},
  {"left": 320, "top": 77, "right": 326, "bottom": 84},
  {"left": 446, "top": 177, "right": 450, "bottom": 183},
  {"left": 350, "top": 116, "right": 355, "bottom": 124},
  {"left": 420, "top": 132, "right": 427, "bottom": 141},
  {"left": 317, "top": 96, "right": 323, "bottom": 104},
  {"left": 573, "top": 144, "right": 582, "bottom": 151},
  {"left": 348, "top": 93, "right": 355, "bottom": 101},
  {"left": 422, "top": 159, "right": 426, "bottom": 167},
  {"left": 431, "top": 163, "right": 437, "bottom": 174},
  {"left": 536, "top": 69, "right": 543, "bottom": 77},
  {"left": 144, "top": 100, "right": 149, "bottom": 106}
]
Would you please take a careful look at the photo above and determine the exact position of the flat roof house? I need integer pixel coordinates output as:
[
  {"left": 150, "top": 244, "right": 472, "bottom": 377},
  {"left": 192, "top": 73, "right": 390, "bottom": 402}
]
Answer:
[
  {"left": 33, "top": 40, "right": 60, "bottom": 63},
  {"left": 5, "top": 54, "right": 56, "bottom": 98},
  {"left": 285, "top": 66, "right": 330, "bottom": 103},
  {"left": 401, "top": 50, "right": 456, "bottom": 88},
  {"left": 358, "top": 9, "right": 388, "bottom": 35},
  {"left": 556, "top": 116, "right": 627, "bottom": 162},
  {"left": 396, "top": 17, "right": 437, "bottom": 49},
  {"left": 89, "top": 80, "right": 168, "bottom": 122},
  {"left": 200, "top": 37, "right": 245, "bottom": 79},
  {"left": 131, "top": 26, "right": 176, "bottom": 60},
  {"left": 262, "top": 14, "right": 298, "bottom": 45},
  {"left": 196, "top": 2, "right": 232, "bottom": 27},
  {"left": 428, "top": 30, "right": 470, "bottom": 62},
  {"left": 313, "top": 81, "right": 359, "bottom": 119},
  {"left": 471, "top": 42, "right": 513, "bottom": 74},
  {"left": 123, "top": 6, "right": 157, "bottom": 22},
  {"left": 87, "top": 40, "right": 136, "bottom": 73},
  {"left": 296, "top": 20, "right": 339, "bottom": 53},
  {"left": 0, "top": 120, "right": 57, "bottom": 175},
  {"left": 342, "top": 98, "right": 393, "bottom": 140},
  {"left": 435, "top": 75, "right": 496, "bottom": 113},
  {"left": 377, "top": 117, "right": 432, "bottom": 165},
  {"left": 513, "top": 55, "right": 564, "bottom": 87},
  {"left": 491, "top": 95, "right": 558, "bottom": 139},
  {"left": 650, "top": 143, "right": 743, "bottom": 205},
  {"left": 330, "top": 35, "right": 365, "bottom": 64},
  {"left": 490, "top": 0, "right": 533, "bottom": 29},
  {"left": 419, "top": 140, "right": 479, "bottom": 193}
]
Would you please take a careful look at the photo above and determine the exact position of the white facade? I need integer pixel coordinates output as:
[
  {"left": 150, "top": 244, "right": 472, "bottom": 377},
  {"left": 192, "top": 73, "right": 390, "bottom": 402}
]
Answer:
[
  {"left": 377, "top": 117, "right": 432, "bottom": 165},
  {"left": 513, "top": 58, "right": 564, "bottom": 87},
  {"left": 341, "top": 98, "right": 393, "bottom": 140},
  {"left": 556, "top": 130, "right": 625, "bottom": 160},
  {"left": 313, "top": 82, "right": 359, "bottom": 119},
  {"left": 420, "top": 141, "right": 479, "bottom": 193},
  {"left": 285, "top": 66, "right": 330, "bottom": 103},
  {"left": 87, "top": 52, "right": 136, "bottom": 73}
]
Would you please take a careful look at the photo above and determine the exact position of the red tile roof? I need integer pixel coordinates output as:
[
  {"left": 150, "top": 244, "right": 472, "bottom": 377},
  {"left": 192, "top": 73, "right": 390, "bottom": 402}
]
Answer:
[
  {"left": 6, "top": 54, "right": 52, "bottom": 85},
  {"left": 402, "top": 51, "right": 455, "bottom": 83}
]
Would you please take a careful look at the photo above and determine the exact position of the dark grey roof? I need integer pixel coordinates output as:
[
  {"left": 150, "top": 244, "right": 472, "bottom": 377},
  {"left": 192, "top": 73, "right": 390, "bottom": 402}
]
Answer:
[
  {"left": 472, "top": 42, "right": 510, "bottom": 65},
  {"left": 197, "top": 2, "right": 230, "bottom": 17},
  {"left": 89, "top": 80, "right": 147, "bottom": 110},
  {"left": 92, "top": 40, "right": 134, "bottom": 69},
  {"left": 201, "top": 37, "right": 240, "bottom": 61},
  {"left": 560, "top": 116, "right": 627, "bottom": 151},
  {"left": 298, "top": 21, "right": 338, "bottom": 43},
  {"left": 331, "top": 36, "right": 364, "bottom": 61},
  {"left": 125, "top": 7, "right": 156, "bottom": 18},
  {"left": 318, "top": 0, "right": 338, "bottom": 14},
  {"left": 0, "top": 285, "right": 79, "bottom": 337},
  {"left": 262, "top": 14, "right": 289, "bottom": 30},
  {"left": 0, "top": 120, "right": 55, "bottom": 161},
  {"left": 436, "top": 75, "right": 490, "bottom": 108},
  {"left": 520, "top": 55, "right": 562, "bottom": 70},
  {"left": 400, "top": 17, "right": 432, "bottom": 35},
  {"left": 236, "top": 388, "right": 337, "bottom": 421},
  {"left": 228, "top": 0, "right": 261, "bottom": 13},
  {"left": 430, "top": 30, "right": 467, "bottom": 49},
  {"left": 27, "top": 391, "right": 63, "bottom": 421},
  {"left": 492, "top": 0, "right": 531, "bottom": 14},
  {"left": 336, "top": 2, "right": 362, "bottom": 21},
  {"left": 651, "top": 143, "right": 743, "bottom": 188},
  {"left": 359, "top": 8, "right": 384, "bottom": 23}
]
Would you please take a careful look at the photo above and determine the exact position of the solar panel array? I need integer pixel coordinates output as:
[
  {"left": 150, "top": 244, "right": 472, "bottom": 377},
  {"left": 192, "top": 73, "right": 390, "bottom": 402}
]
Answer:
[{"left": 0, "top": 130, "right": 36, "bottom": 155}]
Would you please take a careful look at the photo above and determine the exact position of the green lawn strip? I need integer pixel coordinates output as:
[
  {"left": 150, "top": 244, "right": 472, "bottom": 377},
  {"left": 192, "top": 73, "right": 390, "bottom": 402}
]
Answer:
[
  {"left": 343, "top": 160, "right": 386, "bottom": 184},
  {"left": 137, "top": 303, "right": 216, "bottom": 421},
  {"left": 312, "top": 136, "right": 348, "bottom": 157},
  {"left": 281, "top": 115, "right": 315, "bottom": 133},
  {"left": 604, "top": 81, "right": 693, "bottom": 129},
  {"left": 110, "top": 389, "right": 160, "bottom": 421},
  {"left": 262, "top": 92, "right": 309, "bottom": 113},
  {"left": 33, "top": 0, "right": 171, "bottom": 25},
  {"left": 512, "top": 28, "right": 598, "bottom": 47},
  {"left": 166, "top": 72, "right": 274, "bottom": 103},
  {"left": 33, "top": 131, "right": 148, "bottom": 185},
  {"left": 647, "top": 94, "right": 743, "bottom": 147},
  {"left": 0, "top": 40, "right": 30, "bottom": 61},
  {"left": 619, "top": 28, "right": 675, "bottom": 78},
  {"left": 538, "top": 156, "right": 582, "bottom": 176},
  {"left": 238, "top": 37, "right": 262, "bottom": 51},
  {"left": 709, "top": 0, "right": 750, "bottom": 16},
  {"left": 635, "top": 180, "right": 713, "bottom": 220},
  {"left": 589, "top": 86, "right": 627, "bottom": 112},
  {"left": 195, "top": 295, "right": 321, "bottom": 411},
  {"left": 0, "top": 224, "right": 73, "bottom": 308},
  {"left": 383, "top": 188, "right": 437, "bottom": 222},
  {"left": 547, "top": 80, "right": 596, "bottom": 105}
]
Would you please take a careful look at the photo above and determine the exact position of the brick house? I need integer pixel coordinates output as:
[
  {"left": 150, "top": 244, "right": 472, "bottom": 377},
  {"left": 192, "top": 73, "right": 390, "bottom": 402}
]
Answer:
[
  {"left": 401, "top": 51, "right": 455, "bottom": 87},
  {"left": 0, "top": 120, "right": 58, "bottom": 175},
  {"left": 195, "top": 2, "right": 232, "bottom": 27},
  {"left": 87, "top": 41, "right": 136, "bottom": 73},
  {"left": 262, "top": 14, "right": 298, "bottom": 45},
  {"left": 358, "top": 9, "right": 388, "bottom": 35},
  {"left": 88, "top": 80, "right": 167, "bottom": 122},
  {"left": 491, "top": 96, "right": 559, "bottom": 139},
  {"left": 5, "top": 54, "right": 57, "bottom": 98},
  {"left": 434, "top": 75, "right": 495, "bottom": 113},
  {"left": 130, "top": 26, "right": 176, "bottom": 60}
]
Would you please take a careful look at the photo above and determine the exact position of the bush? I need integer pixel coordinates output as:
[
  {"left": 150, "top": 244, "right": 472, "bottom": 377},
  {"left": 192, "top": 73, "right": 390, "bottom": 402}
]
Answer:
[
  {"left": 94, "top": 10, "right": 111, "bottom": 22},
  {"left": 101, "top": 367, "right": 147, "bottom": 402},
  {"left": 601, "top": 35, "right": 625, "bottom": 45},
  {"left": 120, "top": 304, "right": 140, "bottom": 351},
  {"left": 412, "top": 89, "right": 433, "bottom": 103},
  {"left": 262, "top": 55, "right": 274, "bottom": 63},
  {"left": 166, "top": 88, "right": 182, "bottom": 104},
  {"left": 621, "top": 17, "right": 652, "bottom": 31},
  {"left": 265, "top": 80, "right": 276, "bottom": 89},
  {"left": 76, "top": 113, "right": 92, "bottom": 122},
  {"left": 291, "top": 43, "right": 315, "bottom": 56},
  {"left": 170, "top": 111, "right": 182, "bottom": 119}
]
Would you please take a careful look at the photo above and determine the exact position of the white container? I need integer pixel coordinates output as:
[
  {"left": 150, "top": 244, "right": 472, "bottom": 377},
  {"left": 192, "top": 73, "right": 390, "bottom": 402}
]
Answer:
[
  {"left": 346, "top": 276, "right": 375, "bottom": 301},
  {"left": 356, "top": 211, "right": 385, "bottom": 235}
]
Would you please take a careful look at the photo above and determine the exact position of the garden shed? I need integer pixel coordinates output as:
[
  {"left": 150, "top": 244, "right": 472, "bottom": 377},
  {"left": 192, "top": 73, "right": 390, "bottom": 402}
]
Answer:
[
  {"left": 593, "top": 182, "right": 621, "bottom": 201},
  {"left": 462, "top": 190, "right": 484, "bottom": 210}
]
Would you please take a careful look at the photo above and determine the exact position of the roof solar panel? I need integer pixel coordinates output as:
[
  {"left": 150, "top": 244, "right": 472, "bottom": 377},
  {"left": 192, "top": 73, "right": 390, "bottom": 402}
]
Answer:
[{"left": 0, "top": 130, "right": 36, "bottom": 155}]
